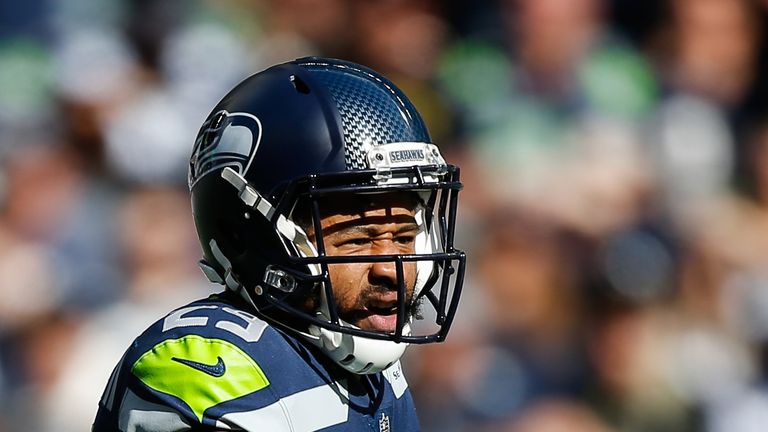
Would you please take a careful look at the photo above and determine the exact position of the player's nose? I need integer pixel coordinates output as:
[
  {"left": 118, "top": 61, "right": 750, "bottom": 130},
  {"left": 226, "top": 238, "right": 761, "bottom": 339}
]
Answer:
[
  {"left": 370, "top": 259, "right": 398, "bottom": 288},
  {"left": 368, "top": 241, "right": 401, "bottom": 288}
]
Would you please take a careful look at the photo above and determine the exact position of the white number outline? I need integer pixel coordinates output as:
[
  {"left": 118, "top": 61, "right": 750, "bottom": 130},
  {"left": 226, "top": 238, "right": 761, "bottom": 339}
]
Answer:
[{"left": 162, "top": 305, "right": 267, "bottom": 343}]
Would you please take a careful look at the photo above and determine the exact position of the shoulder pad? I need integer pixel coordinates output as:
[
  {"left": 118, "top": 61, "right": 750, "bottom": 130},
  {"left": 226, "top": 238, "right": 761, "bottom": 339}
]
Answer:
[{"left": 132, "top": 334, "right": 270, "bottom": 422}]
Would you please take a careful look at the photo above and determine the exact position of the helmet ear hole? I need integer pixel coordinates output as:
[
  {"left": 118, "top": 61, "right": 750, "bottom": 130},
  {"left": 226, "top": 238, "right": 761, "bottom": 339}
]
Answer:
[{"left": 290, "top": 74, "right": 311, "bottom": 94}]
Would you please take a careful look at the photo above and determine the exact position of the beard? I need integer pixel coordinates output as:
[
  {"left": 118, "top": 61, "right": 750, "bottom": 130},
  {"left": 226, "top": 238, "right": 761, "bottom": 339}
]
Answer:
[{"left": 341, "top": 282, "right": 423, "bottom": 319}]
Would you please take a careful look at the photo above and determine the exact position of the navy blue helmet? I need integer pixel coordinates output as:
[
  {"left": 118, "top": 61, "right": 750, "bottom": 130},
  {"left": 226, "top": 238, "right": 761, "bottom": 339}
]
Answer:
[{"left": 189, "top": 57, "right": 465, "bottom": 374}]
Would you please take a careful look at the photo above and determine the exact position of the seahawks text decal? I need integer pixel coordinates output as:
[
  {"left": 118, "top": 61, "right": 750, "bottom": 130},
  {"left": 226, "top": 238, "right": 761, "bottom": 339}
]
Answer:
[
  {"left": 188, "top": 110, "right": 263, "bottom": 189},
  {"left": 388, "top": 149, "right": 425, "bottom": 163}
]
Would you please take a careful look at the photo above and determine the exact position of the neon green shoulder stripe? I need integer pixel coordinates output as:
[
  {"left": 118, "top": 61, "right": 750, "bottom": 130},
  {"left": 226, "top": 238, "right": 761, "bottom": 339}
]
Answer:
[{"left": 131, "top": 335, "right": 270, "bottom": 422}]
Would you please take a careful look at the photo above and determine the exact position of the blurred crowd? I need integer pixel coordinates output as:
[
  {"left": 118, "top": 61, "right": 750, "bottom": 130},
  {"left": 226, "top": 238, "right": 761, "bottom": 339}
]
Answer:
[{"left": 2, "top": 0, "right": 768, "bottom": 431}]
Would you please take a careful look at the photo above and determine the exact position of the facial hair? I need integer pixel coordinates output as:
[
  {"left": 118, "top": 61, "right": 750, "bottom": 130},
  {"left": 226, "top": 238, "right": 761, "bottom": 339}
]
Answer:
[{"left": 339, "top": 283, "right": 423, "bottom": 327}]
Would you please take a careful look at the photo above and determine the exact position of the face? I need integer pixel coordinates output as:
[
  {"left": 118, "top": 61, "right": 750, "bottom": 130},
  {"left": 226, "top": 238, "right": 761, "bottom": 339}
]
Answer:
[{"left": 306, "top": 193, "right": 420, "bottom": 333}]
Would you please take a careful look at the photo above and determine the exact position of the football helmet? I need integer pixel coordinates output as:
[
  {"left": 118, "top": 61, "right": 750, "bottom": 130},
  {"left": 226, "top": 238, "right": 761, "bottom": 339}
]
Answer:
[{"left": 188, "top": 57, "right": 465, "bottom": 374}]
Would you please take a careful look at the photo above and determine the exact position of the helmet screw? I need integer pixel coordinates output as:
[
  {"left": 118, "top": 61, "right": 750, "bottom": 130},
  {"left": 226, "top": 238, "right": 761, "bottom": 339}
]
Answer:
[
  {"left": 244, "top": 212, "right": 251, "bottom": 219},
  {"left": 375, "top": 152, "right": 384, "bottom": 161},
  {"left": 254, "top": 285, "right": 264, "bottom": 295}
]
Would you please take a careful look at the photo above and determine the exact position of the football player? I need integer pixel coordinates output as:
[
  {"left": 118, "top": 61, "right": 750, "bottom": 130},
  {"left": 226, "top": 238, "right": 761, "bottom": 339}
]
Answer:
[{"left": 93, "top": 57, "right": 466, "bottom": 431}]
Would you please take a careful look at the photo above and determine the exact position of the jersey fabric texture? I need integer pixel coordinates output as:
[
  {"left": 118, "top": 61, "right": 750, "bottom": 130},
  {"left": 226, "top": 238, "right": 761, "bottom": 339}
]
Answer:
[{"left": 92, "top": 292, "right": 419, "bottom": 432}]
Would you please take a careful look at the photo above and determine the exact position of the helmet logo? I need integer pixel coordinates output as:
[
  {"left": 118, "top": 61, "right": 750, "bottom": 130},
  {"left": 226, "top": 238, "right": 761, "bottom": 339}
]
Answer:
[{"left": 188, "top": 110, "right": 263, "bottom": 189}]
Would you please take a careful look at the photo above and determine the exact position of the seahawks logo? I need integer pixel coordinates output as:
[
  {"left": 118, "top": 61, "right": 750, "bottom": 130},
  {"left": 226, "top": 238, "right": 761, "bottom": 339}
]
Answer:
[{"left": 188, "top": 110, "right": 263, "bottom": 189}]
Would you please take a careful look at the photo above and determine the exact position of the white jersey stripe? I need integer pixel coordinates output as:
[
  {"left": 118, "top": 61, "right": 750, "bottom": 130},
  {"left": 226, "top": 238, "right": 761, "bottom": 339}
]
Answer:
[
  {"left": 118, "top": 390, "right": 192, "bottom": 432},
  {"left": 217, "top": 381, "right": 350, "bottom": 432}
]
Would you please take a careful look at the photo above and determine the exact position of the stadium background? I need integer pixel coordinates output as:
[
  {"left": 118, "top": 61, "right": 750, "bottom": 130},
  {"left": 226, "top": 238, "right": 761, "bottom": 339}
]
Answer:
[{"left": 2, "top": 0, "right": 768, "bottom": 430}]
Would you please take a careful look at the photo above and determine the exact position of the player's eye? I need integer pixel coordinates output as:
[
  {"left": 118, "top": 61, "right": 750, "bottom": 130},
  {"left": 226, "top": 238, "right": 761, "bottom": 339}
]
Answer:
[
  {"left": 394, "top": 235, "right": 415, "bottom": 245},
  {"left": 340, "top": 237, "right": 371, "bottom": 247}
]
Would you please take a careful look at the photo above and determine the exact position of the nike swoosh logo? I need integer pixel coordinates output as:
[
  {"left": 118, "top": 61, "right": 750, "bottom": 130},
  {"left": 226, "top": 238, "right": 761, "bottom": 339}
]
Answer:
[{"left": 171, "top": 356, "right": 226, "bottom": 377}]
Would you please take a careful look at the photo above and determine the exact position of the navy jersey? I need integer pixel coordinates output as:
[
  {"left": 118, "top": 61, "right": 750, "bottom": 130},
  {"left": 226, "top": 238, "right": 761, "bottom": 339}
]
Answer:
[{"left": 92, "top": 293, "right": 420, "bottom": 431}]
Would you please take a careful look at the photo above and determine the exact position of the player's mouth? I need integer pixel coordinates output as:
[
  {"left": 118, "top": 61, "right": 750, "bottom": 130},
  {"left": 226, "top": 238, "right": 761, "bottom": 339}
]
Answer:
[{"left": 356, "top": 295, "right": 401, "bottom": 333}]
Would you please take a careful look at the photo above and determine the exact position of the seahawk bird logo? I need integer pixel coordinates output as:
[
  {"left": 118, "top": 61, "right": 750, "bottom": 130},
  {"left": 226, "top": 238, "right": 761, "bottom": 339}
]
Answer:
[{"left": 188, "top": 110, "right": 263, "bottom": 189}]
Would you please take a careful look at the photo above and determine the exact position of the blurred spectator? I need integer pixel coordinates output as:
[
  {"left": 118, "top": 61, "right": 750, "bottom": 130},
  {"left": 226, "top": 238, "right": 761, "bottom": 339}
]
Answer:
[
  {"left": 0, "top": 311, "right": 82, "bottom": 432},
  {"left": 645, "top": 0, "right": 764, "bottom": 220},
  {"left": 503, "top": 398, "right": 614, "bottom": 432},
  {"left": 409, "top": 210, "right": 593, "bottom": 429},
  {"left": 348, "top": 0, "right": 460, "bottom": 148},
  {"left": 651, "top": 0, "right": 762, "bottom": 108},
  {"left": 0, "top": 38, "right": 55, "bottom": 158},
  {"left": 259, "top": 0, "right": 351, "bottom": 61},
  {"left": 7, "top": 187, "right": 209, "bottom": 432},
  {"left": 439, "top": 0, "right": 656, "bottom": 238},
  {"left": 0, "top": 144, "right": 122, "bottom": 316},
  {"left": 586, "top": 303, "right": 702, "bottom": 432}
]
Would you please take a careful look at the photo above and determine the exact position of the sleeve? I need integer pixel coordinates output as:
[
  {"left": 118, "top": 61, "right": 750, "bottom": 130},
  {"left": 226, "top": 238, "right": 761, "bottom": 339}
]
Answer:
[
  {"left": 93, "top": 301, "right": 294, "bottom": 432},
  {"left": 126, "top": 334, "right": 273, "bottom": 430}
]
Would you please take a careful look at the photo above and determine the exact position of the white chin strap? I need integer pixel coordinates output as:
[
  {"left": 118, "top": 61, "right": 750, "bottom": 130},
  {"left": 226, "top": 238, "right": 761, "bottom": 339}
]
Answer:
[{"left": 308, "top": 317, "right": 410, "bottom": 374}]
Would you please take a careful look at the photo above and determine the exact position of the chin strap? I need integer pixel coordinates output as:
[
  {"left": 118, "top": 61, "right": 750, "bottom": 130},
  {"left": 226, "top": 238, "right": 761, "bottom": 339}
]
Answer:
[
  {"left": 307, "top": 318, "right": 410, "bottom": 374},
  {"left": 203, "top": 239, "right": 242, "bottom": 292},
  {"left": 221, "top": 167, "right": 275, "bottom": 219},
  {"left": 220, "top": 167, "right": 321, "bottom": 277},
  {"left": 198, "top": 237, "right": 242, "bottom": 293},
  {"left": 200, "top": 238, "right": 324, "bottom": 346}
]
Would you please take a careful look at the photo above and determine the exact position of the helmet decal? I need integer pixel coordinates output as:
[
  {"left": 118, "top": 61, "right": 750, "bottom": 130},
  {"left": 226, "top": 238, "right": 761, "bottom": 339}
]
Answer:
[{"left": 189, "top": 110, "right": 263, "bottom": 189}]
